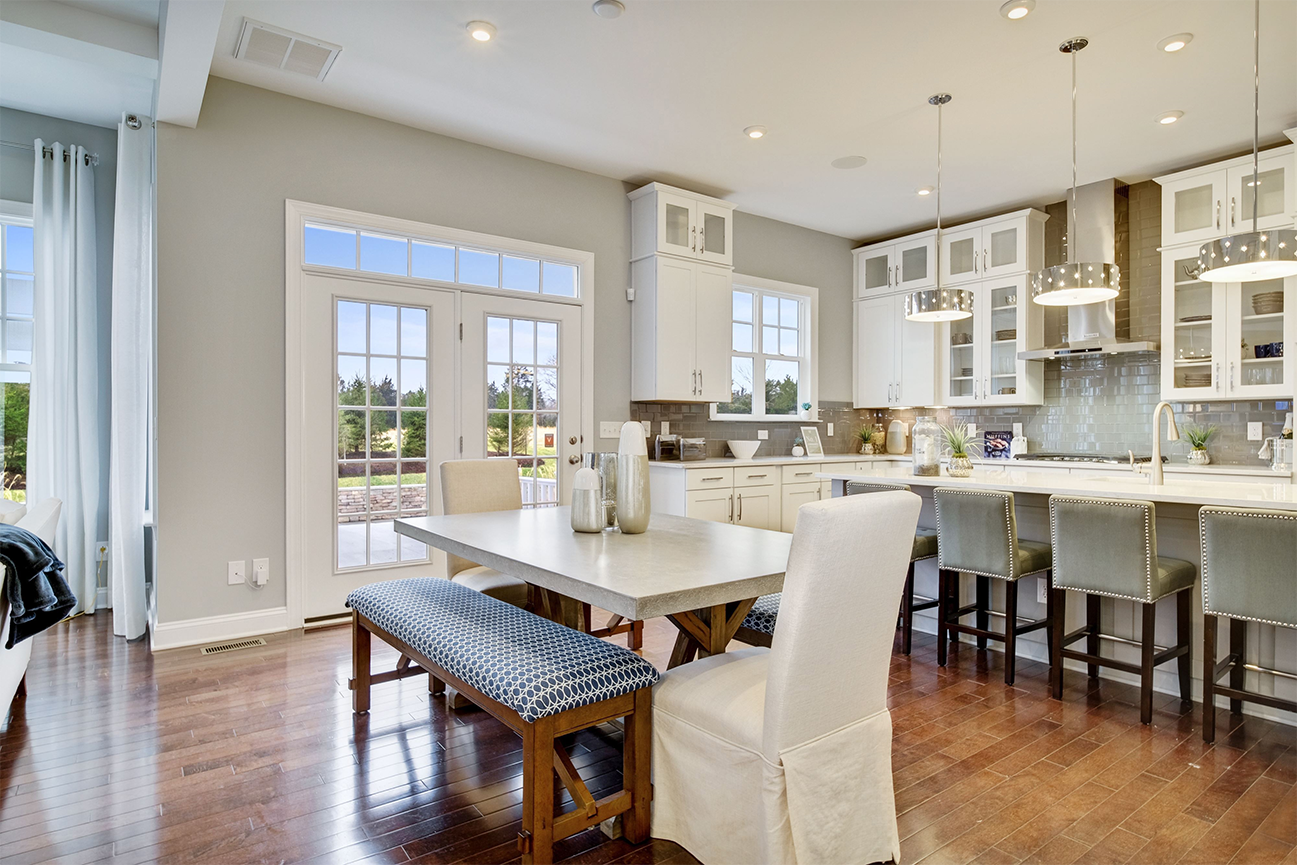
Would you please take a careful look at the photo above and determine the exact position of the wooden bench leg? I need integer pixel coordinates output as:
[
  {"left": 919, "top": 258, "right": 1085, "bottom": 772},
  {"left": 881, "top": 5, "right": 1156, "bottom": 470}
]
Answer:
[
  {"left": 622, "top": 687, "right": 652, "bottom": 844},
  {"left": 352, "top": 611, "right": 371, "bottom": 715},
  {"left": 428, "top": 674, "right": 445, "bottom": 695},
  {"left": 521, "top": 714, "right": 557, "bottom": 865},
  {"left": 629, "top": 618, "right": 644, "bottom": 651}
]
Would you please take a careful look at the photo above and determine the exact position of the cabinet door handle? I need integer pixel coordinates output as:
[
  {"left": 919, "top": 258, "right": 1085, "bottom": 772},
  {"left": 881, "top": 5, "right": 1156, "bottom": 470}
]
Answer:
[
  {"left": 691, "top": 225, "right": 697, "bottom": 252},
  {"left": 795, "top": 471, "right": 813, "bottom": 477},
  {"left": 699, "top": 228, "right": 705, "bottom": 254},
  {"left": 1230, "top": 197, "right": 1236, "bottom": 227},
  {"left": 728, "top": 494, "right": 734, "bottom": 522},
  {"left": 975, "top": 379, "right": 980, "bottom": 399},
  {"left": 698, "top": 369, "right": 704, "bottom": 393},
  {"left": 1216, "top": 200, "right": 1221, "bottom": 229},
  {"left": 737, "top": 493, "right": 743, "bottom": 521},
  {"left": 984, "top": 249, "right": 989, "bottom": 273},
  {"left": 1230, "top": 361, "right": 1234, "bottom": 389},
  {"left": 702, "top": 476, "right": 725, "bottom": 482},
  {"left": 887, "top": 264, "right": 893, "bottom": 286},
  {"left": 747, "top": 473, "right": 768, "bottom": 479},
  {"left": 692, "top": 369, "right": 697, "bottom": 395},
  {"left": 975, "top": 250, "right": 980, "bottom": 273},
  {"left": 895, "top": 264, "right": 900, "bottom": 285}
]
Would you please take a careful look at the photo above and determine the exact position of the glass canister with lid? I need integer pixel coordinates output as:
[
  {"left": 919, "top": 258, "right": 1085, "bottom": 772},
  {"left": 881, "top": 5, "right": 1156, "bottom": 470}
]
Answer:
[{"left": 911, "top": 416, "right": 941, "bottom": 476}]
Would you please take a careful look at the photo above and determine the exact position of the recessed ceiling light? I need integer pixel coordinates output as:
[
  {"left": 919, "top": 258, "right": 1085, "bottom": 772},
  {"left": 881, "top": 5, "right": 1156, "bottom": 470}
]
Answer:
[
  {"left": 744, "top": 126, "right": 767, "bottom": 139},
  {"left": 592, "top": 0, "right": 625, "bottom": 18},
  {"left": 467, "top": 21, "right": 496, "bottom": 42},
  {"left": 917, "top": 186, "right": 934, "bottom": 196},
  {"left": 999, "top": 0, "right": 1035, "bottom": 20},
  {"left": 1158, "top": 33, "right": 1193, "bottom": 52},
  {"left": 830, "top": 155, "right": 868, "bottom": 170},
  {"left": 1156, "top": 110, "right": 1184, "bottom": 125}
]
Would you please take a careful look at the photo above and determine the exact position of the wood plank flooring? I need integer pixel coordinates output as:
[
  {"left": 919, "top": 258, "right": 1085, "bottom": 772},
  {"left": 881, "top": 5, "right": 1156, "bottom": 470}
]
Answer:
[{"left": 2, "top": 613, "right": 1293, "bottom": 864}]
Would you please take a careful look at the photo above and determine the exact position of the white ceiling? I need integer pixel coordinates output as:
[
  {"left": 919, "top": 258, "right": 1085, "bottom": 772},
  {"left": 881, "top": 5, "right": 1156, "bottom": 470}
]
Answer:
[{"left": 208, "top": 1, "right": 1297, "bottom": 241}]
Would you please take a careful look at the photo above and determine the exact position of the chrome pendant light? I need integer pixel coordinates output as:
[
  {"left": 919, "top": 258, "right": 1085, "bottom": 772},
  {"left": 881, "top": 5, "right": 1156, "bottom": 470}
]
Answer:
[
  {"left": 1196, "top": 0, "right": 1297, "bottom": 282},
  {"left": 907, "top": 93, "right": 974, "bottom": 322},
  {"left": 1032, "top": 38, "right": 1121, "bottom": 307}
]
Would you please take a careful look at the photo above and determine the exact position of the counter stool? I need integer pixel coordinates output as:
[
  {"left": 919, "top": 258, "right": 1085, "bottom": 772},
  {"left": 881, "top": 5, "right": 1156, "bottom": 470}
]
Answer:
[
  {"left": 1199, "top": 506, "right": 1297, "bottom": 743},
  {"left": 845, "top": 480, "right": 939, "bottom": 655},
  {"left": 1047, "top": 496, "right": 1195, "bottom": 725},
  {"left": 933, "top": 488, "right": 1053, "bottom": 686}
]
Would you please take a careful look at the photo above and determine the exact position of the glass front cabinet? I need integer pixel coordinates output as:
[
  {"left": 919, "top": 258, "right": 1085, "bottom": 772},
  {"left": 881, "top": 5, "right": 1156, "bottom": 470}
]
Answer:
[
  {"left": 1159, "top": 145, "right": 1294, "bottom": 248},
  {"left": 940, "top": 274, "right": 1044, "bottom": 406},
  {"left": 854, "top": 234, "right": 935, "bottom": 297}
]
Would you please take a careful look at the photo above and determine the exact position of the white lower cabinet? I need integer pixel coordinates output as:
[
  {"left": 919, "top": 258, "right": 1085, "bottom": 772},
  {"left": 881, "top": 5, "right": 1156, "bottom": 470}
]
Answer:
[
  {"left": 734, "top": 485, "right": 779, "bottom": 529},
  {"left": 781, "top": 482, "right": 821, "bottom": 532},
  {"left": 685, "top": 487, "right": 732, "bottom": 523}
]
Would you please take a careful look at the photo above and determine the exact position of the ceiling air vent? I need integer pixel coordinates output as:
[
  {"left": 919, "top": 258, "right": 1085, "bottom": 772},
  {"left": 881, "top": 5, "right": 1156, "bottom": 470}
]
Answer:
[{"left": 234, "top": 18, "right": 341, "bottom": 81}]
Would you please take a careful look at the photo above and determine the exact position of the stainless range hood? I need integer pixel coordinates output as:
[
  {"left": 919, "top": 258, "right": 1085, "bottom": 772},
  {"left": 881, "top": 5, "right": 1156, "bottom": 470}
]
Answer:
[{"left": 1019, "top": 179, "right": 1158, "bottom": 360}]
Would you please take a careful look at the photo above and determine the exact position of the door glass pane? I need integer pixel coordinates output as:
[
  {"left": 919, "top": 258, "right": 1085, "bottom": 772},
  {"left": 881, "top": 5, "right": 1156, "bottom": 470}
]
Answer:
[
  {"left": 703, "top": 212, "right": 726, "bottom": 256},
  {"left": 948, "top": 237, "right": 975, "bottom": 275},
  {"left": 336, "top": 298, "right": 434, "bottom": 569},
  {"left": 1239, "top": 278, "right": 1285, "bottom": 388},
  {"left": 665, "top": 202, "right": 690, "bottom": 247},
  {"left": 485, "top": 316, "right": 561, "bottom": 508},
  {"left": 411, "top": 242, "right": 454, "bottom": 282},
  {"left": 1174, "top": 184, "right": 1214, "bottom": 234},
  {"left": 1169, "top": 257, "right": 1214, "bottom": 390},
  {"left": 1240, "top": 167, "right": 1285, "bottom": 220},
  {"left": 863, "top": 254, "right": 889, "bottom": 290},
  {"left": 764, "top": 359, "right": 799, "bottom": 415},
  {"left": 900, "top": 246, "right": 927, "bottom": 282},
  {"left": 359, "top": 233, "right": 408, "bottom": 276},
  {"left": 989, "top": 227, "right": 1018, "bottom": 268}
]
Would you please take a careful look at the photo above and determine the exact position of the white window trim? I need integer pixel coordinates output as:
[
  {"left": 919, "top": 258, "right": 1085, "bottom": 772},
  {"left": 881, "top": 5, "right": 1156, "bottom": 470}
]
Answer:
[{"left": 711, "top": 273, "right": 819, "bottom": 422}]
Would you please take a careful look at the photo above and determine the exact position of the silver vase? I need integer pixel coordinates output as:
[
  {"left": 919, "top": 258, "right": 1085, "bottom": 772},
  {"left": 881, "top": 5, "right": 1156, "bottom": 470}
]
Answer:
[
  {"left": 947, "top": 454, "right": 974, "bottom": 478},
  {"left": 581, "top": 452, "right": 618, "bottom": 527},
  {"left": 570, "top": 488, "right": 605, "bottom": 533},
  {"left": 615, "top": 454, "right": 651, "bottom": 534}
]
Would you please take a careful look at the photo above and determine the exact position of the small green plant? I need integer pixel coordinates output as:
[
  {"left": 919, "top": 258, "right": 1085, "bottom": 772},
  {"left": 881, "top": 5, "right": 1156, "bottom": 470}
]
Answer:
[
  {"left": 855, "top": 425, "right": 872, "bottom": 445},
  {"left": 940, "top": 423, "right": 983, "bottom": 458},
  {"left": 1183, "top": 424, "right": 1216, "bottom": 450}
]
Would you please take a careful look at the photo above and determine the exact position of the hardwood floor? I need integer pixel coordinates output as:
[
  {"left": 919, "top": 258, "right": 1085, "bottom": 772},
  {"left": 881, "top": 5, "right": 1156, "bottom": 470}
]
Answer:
[{"left": 2, "top": 613, "right": 1293, "bottom": 865}]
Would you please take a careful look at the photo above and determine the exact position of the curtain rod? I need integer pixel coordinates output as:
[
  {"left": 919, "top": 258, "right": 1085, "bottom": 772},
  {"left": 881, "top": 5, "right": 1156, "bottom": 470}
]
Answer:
[{"left": 0, "top": 140, "right": 99, "bottom": 167}]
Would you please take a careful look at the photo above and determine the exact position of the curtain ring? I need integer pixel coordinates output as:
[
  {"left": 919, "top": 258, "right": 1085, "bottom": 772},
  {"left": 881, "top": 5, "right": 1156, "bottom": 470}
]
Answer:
[{"left": 126, "top": 115, "right": 143, "bottom": 130}]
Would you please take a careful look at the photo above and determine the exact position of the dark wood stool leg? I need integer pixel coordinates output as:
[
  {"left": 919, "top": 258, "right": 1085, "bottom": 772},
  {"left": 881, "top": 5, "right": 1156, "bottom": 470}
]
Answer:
[
  {"left": 1176, "top": 589, "right": 1192, "bottom": 705},
  {"left": 1050, "top": 586, "right": 1066, "bottom": 699},
  {"left": 1044, "top": 571, "right": 1055, "bottom": 664},
  {"left": 520, "top": 715, "right": 556, "bottom": 865},
  {"left": 1086, "top": 593, "right": 1101, "bottom": 679},
  {"left": 1003, "top": 578, "right": 1018, "bottom": 686},
  {"left": 352, "top": 612, "right": 371, "bottom": 715},
  {"left": 901, "top": 562, "right": 916, "bottom": 656},
  {"left": 1140, "top": 602, "right": 1156, "bottom": 725},
  {"left": 976, "top": 575, "right": 990, "bottom": 650},
  {"left": 1228, "top": 617, "right": 1247, "bottom": 715},
  {"left": 622, "top": 688, "right": 652, "bottom": 844},
  {"left": 937, "top": 569, "right": 950, "bottom": 667},
  {"left": 1203, "top": 613, "right": 1218, "bottom": 743}
]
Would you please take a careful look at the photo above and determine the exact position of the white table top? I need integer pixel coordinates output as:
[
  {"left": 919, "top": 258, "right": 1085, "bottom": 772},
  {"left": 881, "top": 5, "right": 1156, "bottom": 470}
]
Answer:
[
  {"left": 394, "top": 508, "right": 792, "bottom": 620},
  {"left": 817, "top": 465, "right": 1297, "bottom": 511}
]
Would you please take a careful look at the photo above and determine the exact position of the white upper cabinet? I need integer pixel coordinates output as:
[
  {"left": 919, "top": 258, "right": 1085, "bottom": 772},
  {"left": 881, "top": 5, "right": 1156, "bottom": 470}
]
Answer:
[
  {"left": 853, "top": 294, "right": 936, "bottom": 408},
  {"left": 854, "top": 235, "right": 935, "bottom": 297},
  {"left": 1157, "top": 145, "right": 1295, "bottom": 248},
  {"left": 940, "top": 211, "right": 1045, "bottom": 285},
  {"left": 629, "top": 183, "right": 735, "bottom": 267}
]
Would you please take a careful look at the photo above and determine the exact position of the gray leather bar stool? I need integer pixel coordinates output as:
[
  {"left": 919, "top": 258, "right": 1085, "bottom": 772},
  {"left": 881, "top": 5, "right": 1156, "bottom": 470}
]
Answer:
[
  {"left": 1047, "top": 496, "right": 1195, "bottom": 725},
  {"left": 1199, "top": 506, "right": 1297, "bottom": 743},
  {"left": 933, "top": 488, "right": 1053, "bottom": 685},
  {"left": 846, "top": 480, "right": 938, "bottom": 655}
]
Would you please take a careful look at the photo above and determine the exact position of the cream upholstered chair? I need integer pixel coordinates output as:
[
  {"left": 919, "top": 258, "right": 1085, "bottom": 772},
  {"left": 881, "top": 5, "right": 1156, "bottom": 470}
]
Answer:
[
  {"left": 439, "top": 460, "right": 529, "bottom": 608},
  {"left": 651, "top": 490, "right": 921, "bottom": 865}
]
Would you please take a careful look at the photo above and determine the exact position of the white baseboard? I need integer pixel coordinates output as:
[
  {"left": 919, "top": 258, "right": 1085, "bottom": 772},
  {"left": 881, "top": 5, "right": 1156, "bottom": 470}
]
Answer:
[
  {"left": 150, "top": 606, "right": 291, "bottom": 652},
  {"left": 96, "top": 587, "right": 110, "bottom": 610}
]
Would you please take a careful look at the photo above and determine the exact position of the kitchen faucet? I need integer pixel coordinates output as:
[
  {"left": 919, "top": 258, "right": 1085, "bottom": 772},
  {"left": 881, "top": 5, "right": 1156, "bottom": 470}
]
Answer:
[{"left": 1149, "top": 401, "right": 1179, "bottom": 486}]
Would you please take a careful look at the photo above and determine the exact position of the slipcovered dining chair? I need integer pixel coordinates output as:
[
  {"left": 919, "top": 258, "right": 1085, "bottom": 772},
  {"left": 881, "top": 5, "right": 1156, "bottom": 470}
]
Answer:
[
  {"left": 439, "top": 459, "right": 530, "bottom": 608},
  {"left": 651, "top": 490, "right": 921, "bottom": 865}
]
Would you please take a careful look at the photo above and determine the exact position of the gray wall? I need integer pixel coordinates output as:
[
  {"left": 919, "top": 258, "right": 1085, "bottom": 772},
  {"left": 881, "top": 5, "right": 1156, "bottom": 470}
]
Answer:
[
  {"left": 154, "top": 77, "right": 855, "bottom": 624},
  {"left": 0, "top": 107, "right": 114, "bottom": 573}
]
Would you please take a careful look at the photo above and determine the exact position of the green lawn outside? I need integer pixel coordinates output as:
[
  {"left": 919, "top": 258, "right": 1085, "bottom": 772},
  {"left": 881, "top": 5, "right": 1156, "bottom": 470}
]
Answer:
[{"left": 338, "top": 473, "right": 426, "bottom": 488}]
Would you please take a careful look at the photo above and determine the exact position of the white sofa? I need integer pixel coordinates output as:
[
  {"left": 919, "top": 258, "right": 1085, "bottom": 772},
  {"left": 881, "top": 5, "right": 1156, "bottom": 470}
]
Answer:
[{"left": 1, "top": 498, "right": 64, "bottom": 717}]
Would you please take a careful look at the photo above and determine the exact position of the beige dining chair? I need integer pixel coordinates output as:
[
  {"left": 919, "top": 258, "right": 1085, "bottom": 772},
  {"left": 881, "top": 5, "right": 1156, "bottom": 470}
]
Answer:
[
  {"left": 439, "top": 459, "right": 530, "bottom": 608},
  {"left": 650, "top": 490, "right": 921, "bottom": 865}
]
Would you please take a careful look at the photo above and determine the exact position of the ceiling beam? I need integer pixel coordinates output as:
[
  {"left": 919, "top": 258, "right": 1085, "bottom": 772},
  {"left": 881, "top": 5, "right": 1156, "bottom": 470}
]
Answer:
[{"left": 156, "top": 0, "right": 224, "bottom": 128}]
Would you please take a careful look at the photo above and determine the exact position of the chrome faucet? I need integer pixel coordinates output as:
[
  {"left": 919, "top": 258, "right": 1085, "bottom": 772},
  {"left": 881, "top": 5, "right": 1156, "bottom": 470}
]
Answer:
[{"left": 1150, "top": 401, "right": 1180, "bottom": 486}]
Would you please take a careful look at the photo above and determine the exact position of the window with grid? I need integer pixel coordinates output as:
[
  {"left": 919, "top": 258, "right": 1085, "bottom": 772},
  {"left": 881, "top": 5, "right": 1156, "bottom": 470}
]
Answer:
[
  {"left": 0, "top": 212, "right": 33, "bottom": 502},
  {"left": 304, "top": 223, "right": 580, "bottom": 298},
  {"left": 485, "top": 315, "right": 559, "bottom": 508},
  {"left": 714, "top": 286, "right": 811, "bottom": 420}
]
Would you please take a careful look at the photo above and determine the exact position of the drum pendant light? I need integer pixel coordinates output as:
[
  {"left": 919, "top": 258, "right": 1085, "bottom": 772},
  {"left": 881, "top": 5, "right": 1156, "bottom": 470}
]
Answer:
[
  {"left": 1032, "top": 38, "right": 1121, "bottom": 306},
  {"left": 906, "top": 94, "right": 974, "bottom": 322},
  {"left": 1196, "top": 0, "right": 1297, "bottom": 282}
]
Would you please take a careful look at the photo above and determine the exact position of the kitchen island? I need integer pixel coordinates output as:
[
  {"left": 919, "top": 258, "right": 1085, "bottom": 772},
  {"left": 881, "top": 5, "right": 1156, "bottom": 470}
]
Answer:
[{"left": 817, "top": 464, "right": 1296, "bottom": 723}]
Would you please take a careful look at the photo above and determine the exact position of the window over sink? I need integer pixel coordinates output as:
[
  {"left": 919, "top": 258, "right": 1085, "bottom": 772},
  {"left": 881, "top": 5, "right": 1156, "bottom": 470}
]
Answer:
[{"left": 712, "top": 275, "right": 817, "bottom": 421}]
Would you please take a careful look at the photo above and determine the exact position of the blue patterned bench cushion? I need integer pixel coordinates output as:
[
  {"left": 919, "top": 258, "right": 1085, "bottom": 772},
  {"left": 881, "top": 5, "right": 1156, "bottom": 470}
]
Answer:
[
  {"left": 741, "top": 593, "right": 781, "bottom": 636},
  {"left": 347, "top": 577, "right": 659, "bottom": 723}
]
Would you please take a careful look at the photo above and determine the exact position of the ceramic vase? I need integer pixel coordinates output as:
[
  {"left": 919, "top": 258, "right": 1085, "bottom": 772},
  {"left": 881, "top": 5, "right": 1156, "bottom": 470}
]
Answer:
[
  {"left": 1188, "top": 448, "right": 1211, "bottom": 466},
  {"left": 947, "top": 454, "right": 974, "bottom": 477}
]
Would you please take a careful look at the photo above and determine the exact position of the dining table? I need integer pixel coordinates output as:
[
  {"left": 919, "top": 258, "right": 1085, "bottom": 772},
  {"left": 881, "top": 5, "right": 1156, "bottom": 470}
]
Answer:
[{"left": 394, "top": 507, "right": 793, "bottom": 667}]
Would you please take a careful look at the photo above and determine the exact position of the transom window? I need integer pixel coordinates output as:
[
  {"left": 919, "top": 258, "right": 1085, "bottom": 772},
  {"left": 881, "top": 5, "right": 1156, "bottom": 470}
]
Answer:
[
  {"left": 304, "top": 223, "right": 579, "bottom": 298},
  {"left": 486, "top": 315, "right": 559, "bottom": 508},
  {"left": 0, "top": 212, "right": 33, "bottom": 502},
  {"left": 714, "top": 280, "right": 814, "bottom": 420}
]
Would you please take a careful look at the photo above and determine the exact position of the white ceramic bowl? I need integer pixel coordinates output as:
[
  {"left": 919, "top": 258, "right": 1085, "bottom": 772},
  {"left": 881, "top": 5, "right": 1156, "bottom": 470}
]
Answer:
[{"left": 727, "top": 440, "right": 761, "bottom": 460}]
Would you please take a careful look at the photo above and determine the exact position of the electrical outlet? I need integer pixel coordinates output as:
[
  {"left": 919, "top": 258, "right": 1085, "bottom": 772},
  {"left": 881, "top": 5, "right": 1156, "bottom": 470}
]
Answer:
[
  {"left": 599, "top": 421, "right": 621, "bottom": 438},
  {"left": 1013, "top": 423, "right": 1023, "bottom": 438},
  {"left": 252, "top": 557, "right": 270, "bottom": 587},
  {"left": 95, "top": 541, "right": 109, "bottom": 562},
  {"left": 228, "top": 560, "right": 246, "bottom": 586},
  {"left": 660, "top": 421, "right": 670, "bottom": 436},
  {"left": 1037, "top": 577, "right": 1048, "bottom": 604},
  {"left": 1247, "top": 422, "right": 1263, "bottom": 441},
  {"left": 757, "top": 429, "right": 769, "bottom": 440},
  {"left": 827, "top": 423, "right": 834, "bottom": 437},
  {"left": 966, "top": 423, "right": 978, "bottom": 438}
]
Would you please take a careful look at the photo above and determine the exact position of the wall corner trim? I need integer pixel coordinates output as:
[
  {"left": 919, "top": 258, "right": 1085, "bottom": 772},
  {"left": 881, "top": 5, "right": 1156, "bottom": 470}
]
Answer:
[{"left": 150, "top": 606, "right": 291, "bottom": 652}]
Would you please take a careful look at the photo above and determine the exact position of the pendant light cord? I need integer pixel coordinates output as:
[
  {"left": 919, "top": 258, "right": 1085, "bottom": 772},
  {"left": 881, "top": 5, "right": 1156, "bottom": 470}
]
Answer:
[
  {"left": 1071, "top": 45, "right": 1078, "bottom": 258},
  {"left": 936, "top": 96, "right": 943, "bottom": 291},
  {"left": 1251, "top": 0, "right": 1260, "bottom": 230}
]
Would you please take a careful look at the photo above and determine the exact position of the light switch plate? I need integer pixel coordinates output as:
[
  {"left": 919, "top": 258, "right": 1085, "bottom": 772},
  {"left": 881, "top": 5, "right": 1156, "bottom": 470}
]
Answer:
[
  {"left": 1013, "top": 423, "right": 1023, "bottom": 437},
  {"left": 827, "top": 423, "right": 834, "bottom": 437},
  {"left": 757, "top": 430, "right": 769, "bottom": 440},
  {"left": 966, "top": 423, "right": 978, "bottom": 438},
  {"left": 1247, "top": 422, "right": 1263, "bottom": 441},
  {"left": 599, "top": 421, "right": 621, "bottom": 438},
  {"left": 228, "top": 560, "right": 246, "bottom": 585}
]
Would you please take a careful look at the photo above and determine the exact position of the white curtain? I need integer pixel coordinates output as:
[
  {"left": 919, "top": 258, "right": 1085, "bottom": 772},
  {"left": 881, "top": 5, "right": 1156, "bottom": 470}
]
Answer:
[
  {"left": 29, "top": 140, "right": 100, "bottom": 616},
  {"left": 109, "top": 115, "right": 153, "bottom": 640}
]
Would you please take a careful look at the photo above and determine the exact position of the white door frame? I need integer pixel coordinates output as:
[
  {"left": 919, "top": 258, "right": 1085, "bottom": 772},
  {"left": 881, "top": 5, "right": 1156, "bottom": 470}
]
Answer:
[{"left": 285, "top": 200, "right": 595, "bottom": 629}]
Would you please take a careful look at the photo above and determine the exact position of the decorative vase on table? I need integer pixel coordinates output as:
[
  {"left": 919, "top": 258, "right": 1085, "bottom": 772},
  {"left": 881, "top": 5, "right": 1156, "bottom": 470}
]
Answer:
[
  {"left": 911, "top": 416, "right": 940, "bottom": 477},
  {"left": 861, "top": 442, "right": 875, "bottom": 455},
  {"left": 940, "top": 422, "right": 981, "bottom": 478},
  {"left": 947, "top": 455, "right": 974, "bottom": 477},
  {"left": 1188, "top": 448, "right": 1211, "bottom": 466},
  {"left": 615, "top": 421, "right": 651, "bottom": 533},
  {"left": 1183, "top": 424, "right": 1216, "bottom": 468}
]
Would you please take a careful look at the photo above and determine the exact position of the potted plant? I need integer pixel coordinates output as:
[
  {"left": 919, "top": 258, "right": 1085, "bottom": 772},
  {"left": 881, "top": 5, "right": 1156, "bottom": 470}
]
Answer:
[
  {"left": 1184, "top": 424, "right": 1216, "bottom": 466},
  {"left": 940, "top": 423, "right": 982, "bottom": 478},
  {"left": 856, "top": 425, "right": 874, "bottom": 455},
  {"left": 800, "top": 402, "right": 813, "bottom": 420}
]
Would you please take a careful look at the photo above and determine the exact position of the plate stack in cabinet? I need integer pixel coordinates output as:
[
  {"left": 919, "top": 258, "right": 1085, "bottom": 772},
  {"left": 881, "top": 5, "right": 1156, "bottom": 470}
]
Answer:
[
  {"left": 1155, "top": 141, "right": 1295, "bottom": 401},
  {"left": 628, "top": 183, "right": 736, "bottom": 402},
  {"left": 852, "top": 208, "right": 1047, "bottom": 408}
]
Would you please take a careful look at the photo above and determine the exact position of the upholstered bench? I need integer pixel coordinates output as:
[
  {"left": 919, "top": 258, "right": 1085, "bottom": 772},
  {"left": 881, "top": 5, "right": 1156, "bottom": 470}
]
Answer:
[{"left": 347, "top": 577, "right": 659, "bottom": 865}]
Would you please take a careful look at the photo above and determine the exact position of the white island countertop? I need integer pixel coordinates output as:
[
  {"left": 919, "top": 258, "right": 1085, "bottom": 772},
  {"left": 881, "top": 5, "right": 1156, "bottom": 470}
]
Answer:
[{"left": 816, "top": 464, "right": 1297, "bottom": 511}]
